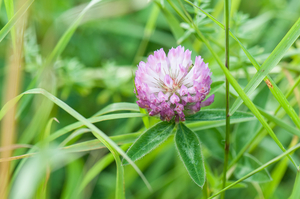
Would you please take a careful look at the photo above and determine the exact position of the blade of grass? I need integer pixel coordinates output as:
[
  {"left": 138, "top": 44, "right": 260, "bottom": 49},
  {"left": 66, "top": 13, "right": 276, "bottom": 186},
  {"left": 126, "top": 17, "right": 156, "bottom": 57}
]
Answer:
[
  {"left": 0, "top": 0, "right": 34, "bottom": 43},
  {"left": 208, "top": 143, "right": 300, "bottom": 199},
  {"left": 45, "top": 0, "right": 103, "bottom": 65},
  {"left": 59, "top": 128, "right": 92, "bottom": 147},
  {"left": 155, "top": 1, "right": 195, "bottom": 55},
  {"left": 78, "top": 144, "right": 130, "bottom": 195},
  {"left": 263, "top": 136, "right": 299, "bottom": 199},
  {"left": 92, "top": 102, "right": 140, "bottom": 117},
  {"left": 258, "top": 107, "right": 300, "bottom": 137},
  {"left": 133, "top": 4, "right": 160, "bottom": 64},
  {"left": 4, "top": 0, "right": 16, "bottom": 50},
  {"left": 115, "top": 150, "right": 125, "bottom": 199},
  {"left": 64, "top": 133, "right": 141, "bottom": 153},
  {"left": 289, "top": 169, "right": 300, "bottom": 199},
  {"left": 48, "top": 113, "right": 146, "bottom": 142}
]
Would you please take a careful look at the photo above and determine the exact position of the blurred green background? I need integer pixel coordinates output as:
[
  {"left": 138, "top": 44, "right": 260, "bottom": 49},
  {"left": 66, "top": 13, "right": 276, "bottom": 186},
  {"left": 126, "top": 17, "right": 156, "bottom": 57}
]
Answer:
[{"left": 0, "top": 0, "right": 300, "bottom": 198}]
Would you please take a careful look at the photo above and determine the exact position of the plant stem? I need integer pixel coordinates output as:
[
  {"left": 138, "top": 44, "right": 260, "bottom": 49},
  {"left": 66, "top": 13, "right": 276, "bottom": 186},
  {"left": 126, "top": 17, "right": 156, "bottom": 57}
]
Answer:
[{"left": 221, "top": 0, "right": 230, "bottom": 198}]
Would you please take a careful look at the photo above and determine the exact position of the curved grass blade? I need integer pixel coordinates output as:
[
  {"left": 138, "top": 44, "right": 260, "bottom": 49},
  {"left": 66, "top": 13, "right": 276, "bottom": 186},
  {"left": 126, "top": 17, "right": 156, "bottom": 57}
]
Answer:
[
  {"left": 78, "top": 144, "right": 130, "bottom": 195},
  {"left": 4, "top": 0, "right": 16, "bottom": 50},
  {"left": 175, "top": 123, "right": 205, "bottom": 187},
  {"left": 185, "top": 109, "right": 253, "bottom": 122},
  {"left": 0, "top": 0, "right": 34, "bottom": 43},
  {"left": 0, "top": 88, "right": 152, "bottom": 191},
  {"left": 60, "top": 128, "right": 91, "bottom": 147},
  {"left": 234, "top": 154, "right": 272, "bottom": 183},
  {"left": 123, "top": 121, "right": 175, "bottom": 165},
  {"left": 115, "top": 152, "right": 125, "bottom": 199},
  {"left": 45, "top": 0, "right": 103, "bottom": 65},
  {"left": 155, "top": 1, "right": 194, "bottom": 55},
  {"left": 64, "top": 132, "right": 141, "bottom": 153},
  {"left": 258, "top": 107, "right": 300, "bottom": 137},
  {"left": 93, "top": 102, "right": 140, "bottom": 117},
  {"left": 48, "top": 112, "right": 146, "bottom": 142},
  {"left": 208, "top": 143, "right": 300, "bottom": 199},
  {"left": 289, "top": 170, "right": 300, "bottom": 199}
]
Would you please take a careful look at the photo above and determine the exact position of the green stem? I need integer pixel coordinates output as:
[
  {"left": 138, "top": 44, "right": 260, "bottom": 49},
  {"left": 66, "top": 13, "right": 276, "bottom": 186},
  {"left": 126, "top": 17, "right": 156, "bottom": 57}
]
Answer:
[{"left": 221, "top": 0, "right": 230, "bottom": 198}]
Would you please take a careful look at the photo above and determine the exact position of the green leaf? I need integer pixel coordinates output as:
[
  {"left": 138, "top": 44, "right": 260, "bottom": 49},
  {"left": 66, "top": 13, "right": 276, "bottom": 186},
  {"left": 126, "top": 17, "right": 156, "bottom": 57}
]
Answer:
[
  {"left": 123, "top": 121, "right": 175, "bottom": 165},
  {"left": 234, "top": 154, "right": 272, "bottom": 183},
  {"left": 185, "top": 109, "right": 254, "bottom": 122},
  {"left": 175, "top": 122, "right": 205, "bottom": 187}
]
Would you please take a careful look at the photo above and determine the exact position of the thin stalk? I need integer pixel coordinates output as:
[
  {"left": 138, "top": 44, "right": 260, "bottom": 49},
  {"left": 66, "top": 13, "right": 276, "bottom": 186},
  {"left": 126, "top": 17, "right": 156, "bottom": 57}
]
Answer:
[{"left": 221, "top": 0, "right": 230, "bottom": 198}]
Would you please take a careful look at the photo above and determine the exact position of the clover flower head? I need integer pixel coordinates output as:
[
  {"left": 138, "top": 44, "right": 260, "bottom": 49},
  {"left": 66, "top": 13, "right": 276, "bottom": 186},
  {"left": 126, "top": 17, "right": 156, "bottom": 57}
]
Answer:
[{"left": 135, "top": 45, "right": 214, "bottom": 122}]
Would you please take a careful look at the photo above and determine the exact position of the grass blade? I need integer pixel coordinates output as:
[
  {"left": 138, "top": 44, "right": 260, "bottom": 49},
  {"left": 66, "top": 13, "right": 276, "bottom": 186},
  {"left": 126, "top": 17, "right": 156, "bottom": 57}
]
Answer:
[
  {"left": 209, "top": 143, "right": 300, "bottom": 199},
  {"left": 92, "top": 102, "right": 140, "bottom": 117},
  {"left": 289, "top": 170, "right": 300, "bottom": 199},
  {"left": 48, "top": 113, "right": 146, "bottom": 142},
  {"left": 45, "top": 0, "right": 103, "bottom": 64},
  {"left": 0, "top": 0, "right": 34, "bottom": 43}
]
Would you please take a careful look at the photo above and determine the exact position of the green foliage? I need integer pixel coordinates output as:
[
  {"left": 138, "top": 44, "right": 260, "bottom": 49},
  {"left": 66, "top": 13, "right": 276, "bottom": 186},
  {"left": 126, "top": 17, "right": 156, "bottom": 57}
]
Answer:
[{"left": 1, "top": 0, "right": 300, "bottom": 198}]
